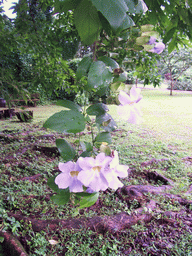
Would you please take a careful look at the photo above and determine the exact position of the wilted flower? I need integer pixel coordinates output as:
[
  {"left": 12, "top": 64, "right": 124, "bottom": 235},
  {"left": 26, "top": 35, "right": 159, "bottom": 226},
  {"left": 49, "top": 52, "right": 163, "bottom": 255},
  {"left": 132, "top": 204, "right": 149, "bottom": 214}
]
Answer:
[
  {"left": 118, "top": 86, "right": 143, "bottom": 124},
  {"left": 148, "top": 36, "right": 165, "bottom": 54},
  {"left": 77, "top": 153, "right": 112, "bottom": 192},
  {"left": 55, "top": 161, "right": 84, "bottom": 192}
]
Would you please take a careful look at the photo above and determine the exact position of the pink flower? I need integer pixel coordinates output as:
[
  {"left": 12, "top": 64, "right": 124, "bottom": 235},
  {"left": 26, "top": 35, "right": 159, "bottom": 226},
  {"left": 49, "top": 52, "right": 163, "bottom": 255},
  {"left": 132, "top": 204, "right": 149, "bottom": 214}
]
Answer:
[
  {"left": 77, "top": 152, "right": 128, "bottom": 192},
  {"left": 148, "top": 36, "right": 156, "bottom": 45},
  {"left": 77, "top": 153, "right": 112, "bottom": 192},
  {"left": 118, "top": 86, "right": 143, "bottom": 124},
  {"left": 149, "top": 42, "right": 165, "bottom": 54},
  {"left": 104, "top": 150, "right": 128, "bottom": 190},
  {"left": 110, "top": 150, "right": 128, "bottom": 178},
  {"left": 55, "top": 161, "right": 84, "bottom": 192},
  {"left": 148, "top": 36, "right": 165, "bottom": 54}
]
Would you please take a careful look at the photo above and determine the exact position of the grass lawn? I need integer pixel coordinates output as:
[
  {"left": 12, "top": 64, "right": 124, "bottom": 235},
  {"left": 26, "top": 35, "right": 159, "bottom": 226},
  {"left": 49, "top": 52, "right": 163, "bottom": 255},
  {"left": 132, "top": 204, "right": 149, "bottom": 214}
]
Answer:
[{"left": 0, "top": 88, "right": 192, "bottom": 255}]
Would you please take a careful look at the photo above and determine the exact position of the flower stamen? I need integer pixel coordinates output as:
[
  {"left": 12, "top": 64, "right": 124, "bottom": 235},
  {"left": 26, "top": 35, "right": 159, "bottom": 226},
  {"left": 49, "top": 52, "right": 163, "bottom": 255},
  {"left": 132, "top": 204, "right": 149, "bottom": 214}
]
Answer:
[
  {"left": 70, "top": 171, "right": 79, "bottom": 177},
  {"left": 92, "top": 166, "right": 102, "bottom": 172}
]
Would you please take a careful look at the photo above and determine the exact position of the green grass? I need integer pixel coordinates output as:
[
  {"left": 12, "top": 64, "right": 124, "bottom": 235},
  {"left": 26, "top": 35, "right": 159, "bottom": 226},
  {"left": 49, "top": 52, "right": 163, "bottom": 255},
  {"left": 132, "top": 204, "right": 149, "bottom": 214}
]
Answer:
[{"left": 109, "top": 88, "right": 192, "bottom": 151}]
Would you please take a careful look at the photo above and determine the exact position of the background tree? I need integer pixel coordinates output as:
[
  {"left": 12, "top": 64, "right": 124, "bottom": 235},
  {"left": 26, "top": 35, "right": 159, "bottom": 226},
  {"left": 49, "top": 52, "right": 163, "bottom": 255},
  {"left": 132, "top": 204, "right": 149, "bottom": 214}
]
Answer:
[
  {"left": 1, "top": 0, "right": 192, "bottom": 103},
  {"left": 158, "top": 46, "right": 192, "bottom": 95}
]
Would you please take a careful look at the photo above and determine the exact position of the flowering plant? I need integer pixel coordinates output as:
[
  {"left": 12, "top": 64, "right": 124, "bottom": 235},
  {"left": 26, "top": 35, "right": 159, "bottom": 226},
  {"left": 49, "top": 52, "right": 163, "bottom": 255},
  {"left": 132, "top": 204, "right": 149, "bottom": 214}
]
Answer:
[
  {"left": 44, "top": 98, "right": 130, "bottom": 208},
  {"left": 43, "top": 24, "right": 165, "bottom": 210}
]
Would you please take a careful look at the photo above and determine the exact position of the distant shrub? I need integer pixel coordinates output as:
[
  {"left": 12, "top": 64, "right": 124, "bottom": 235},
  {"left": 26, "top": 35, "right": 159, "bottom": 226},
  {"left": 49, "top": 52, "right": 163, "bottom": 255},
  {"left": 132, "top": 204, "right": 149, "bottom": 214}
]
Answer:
[{"left": 167, "top": 78, "right": 192, "bottom": 91}]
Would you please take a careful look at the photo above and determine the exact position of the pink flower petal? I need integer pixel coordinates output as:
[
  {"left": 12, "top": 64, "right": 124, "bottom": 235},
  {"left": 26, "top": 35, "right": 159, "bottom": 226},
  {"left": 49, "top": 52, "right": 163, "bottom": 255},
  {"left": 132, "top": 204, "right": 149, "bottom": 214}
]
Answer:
[
  {"left": 118, "top": 91, "right": 132, "bottom": 105},
  {"left": 130, "top": 86, "right": 142, "bottom": 102},
  {"left": 55, "top": 172, "right": 72, "bottom": 189}
]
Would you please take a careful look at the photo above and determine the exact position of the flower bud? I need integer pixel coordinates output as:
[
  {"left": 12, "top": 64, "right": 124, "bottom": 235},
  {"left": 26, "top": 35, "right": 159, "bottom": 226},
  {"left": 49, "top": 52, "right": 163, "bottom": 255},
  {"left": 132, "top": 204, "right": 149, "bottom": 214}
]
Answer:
[{"left": 100, "top": 142, "right": 111, "bottom": 156}]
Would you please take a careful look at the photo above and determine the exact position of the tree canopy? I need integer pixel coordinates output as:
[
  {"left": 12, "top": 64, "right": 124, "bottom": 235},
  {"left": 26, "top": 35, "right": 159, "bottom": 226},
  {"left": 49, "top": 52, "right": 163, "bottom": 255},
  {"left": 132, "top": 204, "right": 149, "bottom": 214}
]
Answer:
[{"left": 0, "top": 0, "right": 192, "bottom": 100}]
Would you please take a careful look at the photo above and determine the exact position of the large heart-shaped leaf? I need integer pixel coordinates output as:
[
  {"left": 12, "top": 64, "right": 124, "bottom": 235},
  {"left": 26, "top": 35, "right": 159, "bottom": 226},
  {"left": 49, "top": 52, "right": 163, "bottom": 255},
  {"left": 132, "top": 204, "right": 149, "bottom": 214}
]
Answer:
[
  {"left": 87, "top": 61, "right": 113, "bottom": 91},
  {"left": 56, "top": 139, "right": 76, "bottom": 161},
  {"left": 90, "top": 0, "right": 134, "bottom": 32},
  {"left": 43, "top": 110, "right": 86, "bottom": 133},
  {"left": 74, "top": 0, "right": 101, "bottom": 45}
]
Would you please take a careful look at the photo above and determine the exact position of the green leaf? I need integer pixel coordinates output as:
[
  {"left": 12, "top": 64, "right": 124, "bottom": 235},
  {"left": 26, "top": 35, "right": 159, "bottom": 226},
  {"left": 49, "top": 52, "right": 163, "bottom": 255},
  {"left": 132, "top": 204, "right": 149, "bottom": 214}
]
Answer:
[
  {"left": 96, "top": 113, "right": 117, "bottom": 132},
  {"left": 90, "top": 0, "right": 134, "bottom": 32},
  {"left": 98, "top": 56, "right": 119, "bottom": 69},
  {"left": 95, "top": 132, "right": 112, "bottom": 144},
  {"left": 98, "top": 11, "right": 112, "bottom": 36},
  {"left": 62, "top": 39, "right": 79, "bottom": 60},
  {"left": 80, "top": 141, "right": 93, "bottom": 152},
  {"left": 168, "top": 37, "right": 176, "bottom": 53},
  {"left": 140, "top": 24, "right": 154, "bottom": 32},
  {"left": 134, "top": 0, "right": 148, "bottom": 14},
  {"left": 50, "top": 189, "right": 70, "bottom": 205},
  {"left": 54, "top": 0, "right": 80, "bottom": 13},
  {"left": 76, "top": 56, "right": 93, "bottom": 80},
  {"left": 136, "top": 36, "right": 150, "bottom": 45},
  {"left": 87, "top": 61, "right": 113, "bottom": 91},
  {"left": 56, "top": 99, "right": 82, "bottom": 112},
  {"left": 56, "top": 139, "right": 76, "bottom": 161},
  {"left": 113, "top": 72, "right": 127, "bottom": 83},
  {"left": 80, "top": 141, "right": 93, "bottom": 157},
  {"left": 86, "top": 103, "right": 109, "bottom": 116},
  {"left": 76, "top": 192, "right": 99, "bottom": 208},
  {"left": 80, "top": 151, "right": 92, "bottom": 157},
  {"left": 43, "top": 110, "right": 86, "bottom": 133},
  {"left": 164, "top": 27, "right": 176, "bottom": 44},
  {"left": 47, "top": 176, "right": 59, "bottom": 192},
  {"left": 0, "top": 236, "right": 4, "bottom": 243},
  {"left": 74, "top": 0, "right": 101, "bottom": 45}
]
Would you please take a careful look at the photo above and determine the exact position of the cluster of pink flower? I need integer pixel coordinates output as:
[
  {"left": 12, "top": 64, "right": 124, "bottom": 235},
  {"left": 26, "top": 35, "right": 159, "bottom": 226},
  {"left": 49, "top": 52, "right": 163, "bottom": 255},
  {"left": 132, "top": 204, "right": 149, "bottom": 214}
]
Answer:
[
  {"left": 55, "top": 86, "right": 144, "bottom": 193},
  {"left": 55, "top": 151, "right": 128, "bottom": 193}
]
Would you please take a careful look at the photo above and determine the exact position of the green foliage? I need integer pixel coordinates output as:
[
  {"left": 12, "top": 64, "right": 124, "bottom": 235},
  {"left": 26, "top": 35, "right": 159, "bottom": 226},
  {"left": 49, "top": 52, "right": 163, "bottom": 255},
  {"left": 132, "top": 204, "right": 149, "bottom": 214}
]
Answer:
[
  {"left": 47, "top": 177, "right": 100, "bottom": 208},
  {"left": 1, "top": 0, "right": 192, "bottom": 102},
  {"left": 75, "top": 191, "right": 99, "bottom": 209},
  {"left": 144, "top": 0, "right": 192, "bottom": 51},
  {"left": 74, "top": 0, "right": 101, "bottom": 45},
  {"left": 76, "top": 56, "right": 93, "bottom": 80},
  {"left": 43, "top": 109, "right": 86, "bottom": 133},
  {"left": 86, "top": 103, "right": 109, "bottom": 116},
  {"left": 56, "top": 99, "right": 82, "bottom": 112},
  {"left": 55, "top": 0, "right": 147, "bottom": 45},
  {"left": 95, "top": 132, "right": 112, "bottom": 144},
  {"left": 56, "top": 138, "right": 76, "bottom": 161}
]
